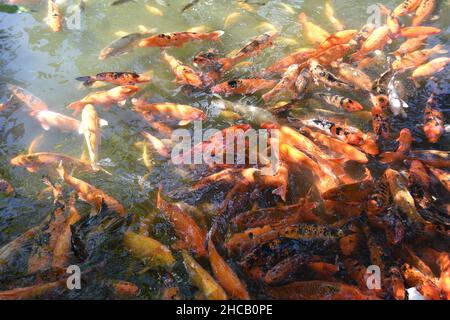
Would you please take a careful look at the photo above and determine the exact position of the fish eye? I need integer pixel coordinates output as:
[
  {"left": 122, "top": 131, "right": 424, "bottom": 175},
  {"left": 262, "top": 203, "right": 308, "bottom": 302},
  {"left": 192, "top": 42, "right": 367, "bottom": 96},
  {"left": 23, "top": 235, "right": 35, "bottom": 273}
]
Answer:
[{"left": 228, "top": 80, "right": 238, "bottom": 88}]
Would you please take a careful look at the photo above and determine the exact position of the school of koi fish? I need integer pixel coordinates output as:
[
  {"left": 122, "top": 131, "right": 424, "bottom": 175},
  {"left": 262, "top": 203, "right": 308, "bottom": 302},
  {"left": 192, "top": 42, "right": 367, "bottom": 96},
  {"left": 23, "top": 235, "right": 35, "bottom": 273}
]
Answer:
[{"left": 0, "top": 0, "right": 449, "bottom": 300}]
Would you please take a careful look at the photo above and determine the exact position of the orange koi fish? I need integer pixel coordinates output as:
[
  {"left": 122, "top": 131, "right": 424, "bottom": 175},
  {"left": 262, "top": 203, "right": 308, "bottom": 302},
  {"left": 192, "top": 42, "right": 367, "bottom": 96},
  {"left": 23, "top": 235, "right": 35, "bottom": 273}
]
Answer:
[
  {"left": 76, "top": 72, "right": 151, "bottom": 87},
  {"left": 133, "top": 101, "right": 207, "bottom": 126},
  {"left": 30, "top": 110, "right": 81, "bottom": 132},
  {"left": 157, "top": 189, "right": 207, "bottom": 257},
  {"left": 315, "top": 93, "right": 364, "bottom": 112},
  {"left": 267, "top": 281, "right": 379, "bottom": 300},
  {"left": 393, "top": 0, "right": 422, "bottom": 17},
  {"left": 412, "top": 0, "right": 436, "bottom": 26},
  {"left": 371, "top": 104, "right": 390, "bottom": 139},
  {"left": 161, "top": 51, "right": 204, "bottom": 88},
  {"left": 264, "top": 48, "right": 314, "bottom": 74},
  {"left": 380, "top": 128, "right": 413, "bottom": 163},
  {"left": 423, "top": 93, "right": 444, "bottom": 143},
  {"left": 56, "top": 164, "right": 126, "bottom": 216},
  {"left": 392, "top": 44, "right": 447, "bottom": 71},
  {"left": 47, "top": 0, "right": 62, "bottom": 32},
  {"left": 11, "top": 152, "right": 94, "bottom": 173},
  {"left": 336, "top": 62, "right": 373, "bottom": 91},
  {"left": 0, "top": 280, "right": 65, "bottom": 300},
  {"left": 262, "top": 64, "right": 301, "bottom": 102},
  {"left": 301, "top": 127, "right": 368, "bottom": 164},
  {"left": 68, "top": 85, "right": 140, "bottom": 114},
  {"left": 399, "top": 26, "right": 441, "bottom": 38},
  {"left": 350, "top": 25, "right": 391, "bottom": 60},
  {"left": 412, "top": 57, "right": 450, "bottom": 80},
  {"left": 208, "top": 238, "right": 250, "bottom": 300},
  {"left": 138, "top": 30, "right": 224, "bottom": 48},
  {"left": 324, "top": 1, "right": 345, "bottom": 31},
  {"left": 219, "top": 31, "right": 278, "bottom": 72},
  {"left": 391, "top": 36, "right": 427, "bottom": 57},
  {"left": 407, "top": 150, "right": 450, "bottom": 168},
  {"left": 211, "top": 79, "right": 276, "bottom": 96},
  {"left": 7, "top": 84, "right": 48, "bottom": 111},
  {"left": 298, "top": 13, "right": 330, "bottom": 45}
]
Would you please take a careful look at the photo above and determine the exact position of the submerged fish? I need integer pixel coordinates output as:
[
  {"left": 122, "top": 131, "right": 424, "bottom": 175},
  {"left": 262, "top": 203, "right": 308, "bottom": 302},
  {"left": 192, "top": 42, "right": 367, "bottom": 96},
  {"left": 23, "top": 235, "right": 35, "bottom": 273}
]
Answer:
[
  {"left": 99, "top": 31, "right": 155, "bottom": 60},
  {"left": 139, "top": 31, "right": 224, "bottom": 48},
  {"left": 7, "top": 84, "right": 48, "bottom": 111},
  {"left": 387, "top": 74, "right": 408, "bottom": 118},
  {"left": 315, "top": 93, "right": 364, "bottom": 112},
  {"left": 79, "top": 104, "right": 107, "bottom": 166},
  {"left": 380, "top": 128, "right": 413, "bottom": 163},
  {"left": 211, "top": 79, "right": 276, "bottom": 96},
  {"left": 47, "top": 0, "right": 62, "bottom": 32},
  {"left": 162, "top": 51, "right": 204, "bottom": 88},
  {"left": 76, "top": 72, "right": 151, "bottom": 87},
  {"left": 412, "top": 0, "right": 436, "bottom": 27},
  {"left": 30, "top": 110, "right": 81, "bottom": 132},
  {"left": 423, "top": 94, "right": 444, "bottom": 144}
]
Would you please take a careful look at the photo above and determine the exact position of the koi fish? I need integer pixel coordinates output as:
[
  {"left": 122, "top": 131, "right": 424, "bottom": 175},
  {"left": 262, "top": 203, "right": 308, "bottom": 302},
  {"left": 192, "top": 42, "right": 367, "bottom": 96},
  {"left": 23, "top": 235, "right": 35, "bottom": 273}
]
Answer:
[
  {"left": 401, "top": 263, "right": 441, "bottom": 300},
  {"left": 301, "top": 127, "right": 368, "bottom": 164},
  {"left": 52, "top": 199, "right": 81, "bottom": 270},
  {"left": 56, "top": 164, "right": 126, "bottom": 216},
  {"left": 29, "top": 110, "right": 81, "bottom": 132},
  {"left": 315, "top": 93, "right": 363, "bottom": 112},
  {"left": 11, "top": 152, "right": 94, "bottom": 173},
  {"left": 182, "top": 250, "right": 227, "bottom": 300},
  {"left": 298, "top": 12, "right": 330, "bottom": 45},
  {"left": 207, "top": 238, "right": 250, "bottom": 300},
  {"left": 68, "top": 85, "right": 140, "bottom": 114},
  {"left": 411, "top": 57, "right": 450, "bottom": 80},
  {"left": 7, "top": 84, "right": 48, "bottom": 111},
  {"left": 262, "top": 64, "right": 301, "bottom": 102},
  {"left": 112, "top": 281, "right": 140, "bottom": 298},
  {"left": 423, "top": 94, "right": 444, "bottom": 144},
  {"left": 295, "top": 69, "right": 311, "bottom": 98},
  {"left": 133, "top": 100, "right": 206, "bottom": 126},
  {"left": 192, "top": 48, "right": 221, "bottom": 69},
  {"left": 350, "top": 25, "right": 391, "bottom": 60},
  {"left": 314, "top": 30, "right": 357, "bottom": 55},
  {"left": 264, "top": 48, "right": 314, "bottom": 74},
  {"left": 161, "top": 51, "right": 204, "bottom": 88},
  {"left": 371, "top": 104, "right": 390, "bottom": 139},
  {"left": 380, "top": 128, "right": 413, "bottom": 163},
  {"left": 79, "top": 104, "right": 107, "bottom": 166},
  {"left": 139, "top": 30, "right": 224, "bottom": 48},
  {"left": 99, "top": 31, "right": 155, "bottom": 60},
  {"left": 156, "top": 189, "right": 206, "bottom": 257},
  {"left": 232, "top": 201, "right": 318, "bottom": 230},
  {"left": 399, "top": 26, "right": 441, "bottom": 38},
  {"left": 279, "top": 143, "right": 339, "bottom": 194},
  {"left": 427, "top": 166, "right": 450, "bottom": 193},
  {"left": 309, "top": 60, "right": 352, "bottom": 90},
  {"left": 47, "top": 0, "right": 62, "bottom": 32},
  {"left": 315, "top": 44, "right": 352, "bottom": 66},
  {"left": 267, "top": 281, "right": 378, "bottom": 300},
  {"left": 393, "top": 0, "right": 422, "bottom": 17},
  {"left": 124, "top": 232, "right": 175, "bottom": 267},
  {"left": 219, "top": 31, "right": 278, "bottom": 71},
  {"left": 391, "top": 36, "right": 427, "bottom": 57},
  {"left": 392, "top": 45, "right": 447, "bottom": 71},
  {"left": 0, "top": 280, "right": 65, "bottom": 300},
  {"left": 385, "top": 168, "right": 426, "bottom": 224},
  {"left": 211, "top": 78, "right": 276, "bottom": 96},
  {"left": 336, "top": 62, "right": 373, "bottom": 91},
  {"left": 141, "top": 132, "right": 169, "bottom": 158},
  {"left": 76, "top": 72, "right": 151, "bottom": 87},
  {"left": 323, "top": 180, "right": 374, "bottom": 202},
  {"left": 324, "top": 0, "right": 345, "bottom": 31},
  {"left": 407, "top": 150, "right": 450, "bottom": 168},
  {"left": 412, "top": 0, "right": 436, "bottom": 26}
]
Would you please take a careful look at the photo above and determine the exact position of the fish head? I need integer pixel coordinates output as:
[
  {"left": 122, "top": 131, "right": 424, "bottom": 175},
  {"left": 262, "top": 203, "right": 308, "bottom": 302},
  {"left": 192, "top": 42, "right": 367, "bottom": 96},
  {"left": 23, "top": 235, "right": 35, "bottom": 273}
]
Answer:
[
  {"left": 345, "top": 99, "right": 364, "bottom": 112},
  {"left": 121, "top": 85, "right": 140, "bottom": 95},
  {"left": 10, "top": 154, "right": 33, "bottom": 167}
]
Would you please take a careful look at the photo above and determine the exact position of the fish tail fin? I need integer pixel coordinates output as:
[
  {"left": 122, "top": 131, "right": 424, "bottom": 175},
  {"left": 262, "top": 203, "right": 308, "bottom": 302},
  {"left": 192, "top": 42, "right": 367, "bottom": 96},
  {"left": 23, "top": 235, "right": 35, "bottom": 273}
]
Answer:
[
  {"left": 76, "top": 76, "right": 96, "bottom": 87},
  {"left": 68, "top": 101, "right": 84, "bottom": 114},
  {"left": 210, "top": 30, "right": 225, "bottom": 41},
  {"left": 379, "top": 151, "right": 400, "bottom": 164}
]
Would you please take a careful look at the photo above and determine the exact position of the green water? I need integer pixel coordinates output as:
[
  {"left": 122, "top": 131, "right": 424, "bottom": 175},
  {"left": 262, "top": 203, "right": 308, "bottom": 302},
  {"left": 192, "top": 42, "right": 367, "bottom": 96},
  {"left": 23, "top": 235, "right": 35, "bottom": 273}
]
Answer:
[{"left": 0, "top": 0, "right": 449, "bottom": 299}]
